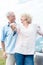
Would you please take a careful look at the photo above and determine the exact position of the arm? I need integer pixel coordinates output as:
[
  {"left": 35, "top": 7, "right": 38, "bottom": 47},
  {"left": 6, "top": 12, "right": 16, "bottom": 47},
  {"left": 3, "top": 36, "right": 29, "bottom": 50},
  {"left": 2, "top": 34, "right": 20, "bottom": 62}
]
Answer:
[
  {"left": 37, "top": 26, "right": 43, "bottom": 36},
  {"left": 37, "top": 31, "right": 43, "bottom": 36},
  {"left": 1, "top": 41, "right": 7, "bottom": 59},
  {"left": 1, "top": 41, "right": 5, "bottom": 52},
  {"left": 1, "top": 27, "right": 7, "bottom": 59}
]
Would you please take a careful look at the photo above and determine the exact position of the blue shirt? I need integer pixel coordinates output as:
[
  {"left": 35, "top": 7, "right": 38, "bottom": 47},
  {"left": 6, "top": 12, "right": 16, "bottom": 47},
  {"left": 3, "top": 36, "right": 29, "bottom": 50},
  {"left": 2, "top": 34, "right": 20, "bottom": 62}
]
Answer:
[
  {"left": 1, "top": 23, "right": 18, "bottom": 54},
  {"left": 35, "top": 37, "right": 43, "bottom": 52}
]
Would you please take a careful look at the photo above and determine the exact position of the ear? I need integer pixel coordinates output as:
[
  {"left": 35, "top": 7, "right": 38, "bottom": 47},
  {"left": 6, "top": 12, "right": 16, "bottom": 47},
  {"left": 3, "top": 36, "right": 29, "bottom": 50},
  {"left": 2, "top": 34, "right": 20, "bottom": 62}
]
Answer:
[{"left": 7, "top": 16, "right": 9, "bottom": 19}]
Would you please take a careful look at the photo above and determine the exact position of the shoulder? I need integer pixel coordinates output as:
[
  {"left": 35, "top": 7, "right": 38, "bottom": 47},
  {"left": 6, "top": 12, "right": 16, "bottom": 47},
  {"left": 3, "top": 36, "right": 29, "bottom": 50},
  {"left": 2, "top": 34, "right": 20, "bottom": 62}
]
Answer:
[{"left": 2, "top": 24, "right": 9, "bottom": 32}]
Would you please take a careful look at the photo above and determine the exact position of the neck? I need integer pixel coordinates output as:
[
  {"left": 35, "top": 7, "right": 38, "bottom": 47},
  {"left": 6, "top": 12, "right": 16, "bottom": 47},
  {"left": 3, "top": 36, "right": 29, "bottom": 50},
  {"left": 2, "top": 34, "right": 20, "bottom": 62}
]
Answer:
[
  {"left": 8, "top": 21, "right": 15, "bottom": 24},
  {"left": 23, "top": 23, "right": 29, "bottom": 28}
]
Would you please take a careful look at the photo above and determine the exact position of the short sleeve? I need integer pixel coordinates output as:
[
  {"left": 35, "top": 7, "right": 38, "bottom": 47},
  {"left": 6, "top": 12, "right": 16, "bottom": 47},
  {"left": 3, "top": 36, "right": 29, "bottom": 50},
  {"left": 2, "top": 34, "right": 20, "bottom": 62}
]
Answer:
[{"left": 1, "top": 27, "right": 6, "bottom": 42}]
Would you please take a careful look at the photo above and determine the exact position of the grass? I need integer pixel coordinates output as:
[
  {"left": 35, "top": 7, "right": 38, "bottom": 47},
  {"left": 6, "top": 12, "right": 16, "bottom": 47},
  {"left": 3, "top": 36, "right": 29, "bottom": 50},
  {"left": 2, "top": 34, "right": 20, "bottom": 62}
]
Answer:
[{"left": 0, "top": 50, "right": 5, "bottom": 65}]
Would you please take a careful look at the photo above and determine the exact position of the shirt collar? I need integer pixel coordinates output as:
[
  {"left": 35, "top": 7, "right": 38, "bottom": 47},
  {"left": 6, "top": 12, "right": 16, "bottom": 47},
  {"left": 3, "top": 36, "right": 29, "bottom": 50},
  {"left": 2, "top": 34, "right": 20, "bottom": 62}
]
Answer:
[{"left": 7, "top": 22, "right": 16, "bottom": 27}]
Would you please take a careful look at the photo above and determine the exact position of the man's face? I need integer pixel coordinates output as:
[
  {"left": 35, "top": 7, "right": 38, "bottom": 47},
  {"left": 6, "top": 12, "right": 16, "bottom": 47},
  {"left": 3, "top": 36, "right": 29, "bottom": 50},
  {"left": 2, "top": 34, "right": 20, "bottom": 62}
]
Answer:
[{"left": 7, "top": 13, "right": 16, "bottom": 23}]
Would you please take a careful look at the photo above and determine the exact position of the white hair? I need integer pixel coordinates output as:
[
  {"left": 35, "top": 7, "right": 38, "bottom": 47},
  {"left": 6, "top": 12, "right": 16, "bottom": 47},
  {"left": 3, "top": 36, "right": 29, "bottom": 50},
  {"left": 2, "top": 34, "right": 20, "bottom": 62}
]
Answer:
[{"left": 7, "top": 12, "right": 15, "bottom": 17}]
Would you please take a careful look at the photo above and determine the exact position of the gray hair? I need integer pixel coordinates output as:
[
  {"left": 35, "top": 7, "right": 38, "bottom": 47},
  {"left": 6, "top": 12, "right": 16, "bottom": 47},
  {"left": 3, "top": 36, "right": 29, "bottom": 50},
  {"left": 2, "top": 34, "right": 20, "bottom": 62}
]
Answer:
[{"left": 7, "top": 12, "right": 15, "bottom": 17}]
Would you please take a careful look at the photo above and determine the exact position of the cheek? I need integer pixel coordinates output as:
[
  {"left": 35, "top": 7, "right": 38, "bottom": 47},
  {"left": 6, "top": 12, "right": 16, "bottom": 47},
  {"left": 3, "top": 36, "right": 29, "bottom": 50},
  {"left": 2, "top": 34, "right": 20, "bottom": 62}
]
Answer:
[
  {"left": 12, "top": 17, "right": 15, "bottom": 20},
  {"left": 21, "top": 19, "right": 24, "bottom": 22},
  {"left": 12, "top": 17, "right": 16, "bottom": 19},
  {"left": 9, "top": 17, "right": 12, "bottom": 20},
  {"left": 21, "top": 20, "right": 23, "bottom": 23}
]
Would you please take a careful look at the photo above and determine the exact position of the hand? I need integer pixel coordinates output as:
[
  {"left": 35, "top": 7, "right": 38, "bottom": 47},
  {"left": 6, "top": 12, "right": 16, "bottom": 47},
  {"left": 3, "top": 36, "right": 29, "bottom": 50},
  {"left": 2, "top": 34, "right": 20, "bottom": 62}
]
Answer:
[
  {"left": 10, "top": 23, "right": 17, "bottom": 31},
  {"left": 3, "top": 51, "right": 7, "bottom": 59}
]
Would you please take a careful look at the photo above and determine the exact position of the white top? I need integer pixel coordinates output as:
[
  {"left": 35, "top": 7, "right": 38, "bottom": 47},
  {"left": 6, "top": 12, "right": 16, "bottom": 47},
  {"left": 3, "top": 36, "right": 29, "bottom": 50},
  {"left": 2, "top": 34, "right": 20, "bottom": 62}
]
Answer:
[{"left": 14, "top": 23, "right": 39, "bottom": 55}]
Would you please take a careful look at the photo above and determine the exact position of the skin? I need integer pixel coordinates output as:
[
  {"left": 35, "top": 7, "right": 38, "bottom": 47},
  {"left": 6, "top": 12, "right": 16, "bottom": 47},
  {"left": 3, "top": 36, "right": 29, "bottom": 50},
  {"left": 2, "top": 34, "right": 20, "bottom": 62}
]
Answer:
[
  {"left": 21, "top": 16, "right": 31, "bottom": 27},
  {"left": 7, "top": 12, "right": 16, "bottom": 23}
]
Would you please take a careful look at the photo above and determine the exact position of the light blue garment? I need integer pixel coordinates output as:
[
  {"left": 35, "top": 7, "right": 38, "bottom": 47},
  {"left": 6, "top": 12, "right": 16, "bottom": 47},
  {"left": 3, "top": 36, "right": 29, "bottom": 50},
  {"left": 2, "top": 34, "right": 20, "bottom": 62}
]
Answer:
[
  {"left": 1, "top": 23, "right": 18, "bottom": 54},
  {"left": 35, "top": 37, "right": 43, "bottom": 52}
]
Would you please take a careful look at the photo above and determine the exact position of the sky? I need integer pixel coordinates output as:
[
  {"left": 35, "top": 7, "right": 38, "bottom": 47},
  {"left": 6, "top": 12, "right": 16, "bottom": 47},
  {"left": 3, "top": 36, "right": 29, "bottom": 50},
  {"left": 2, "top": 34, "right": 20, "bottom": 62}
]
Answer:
[{"left": 0, "top": 0, "right": 43, "bottom": 48}]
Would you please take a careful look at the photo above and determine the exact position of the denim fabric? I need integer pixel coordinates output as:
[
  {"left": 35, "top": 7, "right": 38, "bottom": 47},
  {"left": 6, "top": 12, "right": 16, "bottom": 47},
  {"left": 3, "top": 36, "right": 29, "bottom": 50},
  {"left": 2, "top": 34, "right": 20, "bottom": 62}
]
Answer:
[{"left": 14, "top": 53, "right": 34, "bottom": 65}]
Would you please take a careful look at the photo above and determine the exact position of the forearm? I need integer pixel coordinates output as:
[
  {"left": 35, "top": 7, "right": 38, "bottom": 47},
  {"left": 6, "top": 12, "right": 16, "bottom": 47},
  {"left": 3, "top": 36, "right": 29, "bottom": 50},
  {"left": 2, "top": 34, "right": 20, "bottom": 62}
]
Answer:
[
  {"left": 37, "top": 31, "right": 43, "bottom": 36},
  {"left": 1, "top": 42, "right": 5, "bottom": 52}
]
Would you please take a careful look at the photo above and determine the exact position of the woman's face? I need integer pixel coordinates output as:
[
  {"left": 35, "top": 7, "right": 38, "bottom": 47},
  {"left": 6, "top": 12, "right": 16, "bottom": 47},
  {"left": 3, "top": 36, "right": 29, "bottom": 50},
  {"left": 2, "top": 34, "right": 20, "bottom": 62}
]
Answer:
[
  {"left": 21, "top": 16, "right": 27, "bottom": 24},
  {"left": 21, "top": 16, "right": 31, "bottom": 24}
]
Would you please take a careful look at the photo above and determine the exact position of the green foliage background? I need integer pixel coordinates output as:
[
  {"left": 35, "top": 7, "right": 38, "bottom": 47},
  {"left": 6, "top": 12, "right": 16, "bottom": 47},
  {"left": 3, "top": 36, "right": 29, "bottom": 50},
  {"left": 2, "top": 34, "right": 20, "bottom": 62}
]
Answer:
[{"left": 0, "top": 50, "right": 5, "bottom": 65}]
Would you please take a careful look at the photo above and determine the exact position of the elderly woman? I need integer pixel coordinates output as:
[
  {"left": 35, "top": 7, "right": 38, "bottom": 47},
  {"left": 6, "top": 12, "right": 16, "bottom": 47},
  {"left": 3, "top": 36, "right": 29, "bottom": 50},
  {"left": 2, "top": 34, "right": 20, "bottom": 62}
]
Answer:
[{"left": 11, "top": 14, "right": 43, "bottom": 65}]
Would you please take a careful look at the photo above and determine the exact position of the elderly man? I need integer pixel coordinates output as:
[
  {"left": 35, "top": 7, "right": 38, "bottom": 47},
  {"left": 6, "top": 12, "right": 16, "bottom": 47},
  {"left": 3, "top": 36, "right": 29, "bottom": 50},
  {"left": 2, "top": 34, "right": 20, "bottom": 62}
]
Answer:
[{"left": 1, "top": 12, "right": 17, "bottom": 65}]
